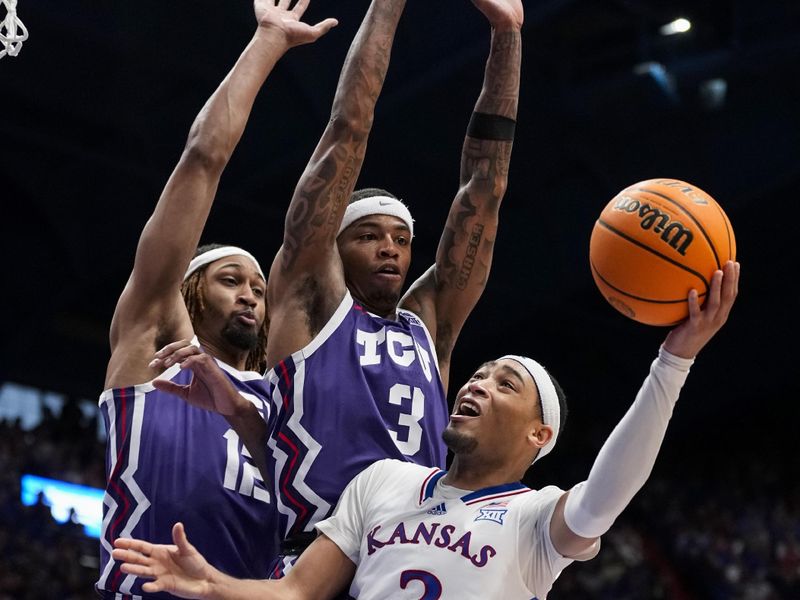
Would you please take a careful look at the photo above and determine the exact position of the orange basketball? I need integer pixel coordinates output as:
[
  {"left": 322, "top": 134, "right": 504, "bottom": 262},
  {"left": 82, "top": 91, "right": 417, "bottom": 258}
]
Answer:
[{"left": 589, "top": 178, "right": 736, "bottom": 326}]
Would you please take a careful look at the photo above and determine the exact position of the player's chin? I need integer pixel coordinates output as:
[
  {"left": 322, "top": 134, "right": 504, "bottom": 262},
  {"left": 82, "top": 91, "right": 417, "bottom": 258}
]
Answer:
[
  {"left": 365, "top": 287, "right": 402, "bottom": 311},
  {"left": 221, "top": 320, "right": 260, "bottom": 352},
  {"left": 442, "top": 425, "right": 478, "bottom": 455}
]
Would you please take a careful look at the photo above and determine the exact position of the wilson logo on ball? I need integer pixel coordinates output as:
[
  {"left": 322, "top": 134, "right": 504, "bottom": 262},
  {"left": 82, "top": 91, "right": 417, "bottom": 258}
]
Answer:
[
  {"left": 589, "top": 178, "right": 736, "bottom": 326},
  {"left": 612, "top": 195, "right": 694, "bottom": 256}
]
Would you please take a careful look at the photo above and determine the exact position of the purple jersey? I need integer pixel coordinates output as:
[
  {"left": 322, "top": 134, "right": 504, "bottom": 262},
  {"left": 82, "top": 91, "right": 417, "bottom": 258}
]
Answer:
[
  {"left": 266, "top": 292, "right": 449, "bottom": 547},
  {"left": 96, "top": 357, "right": 278, "bottom": 599}
]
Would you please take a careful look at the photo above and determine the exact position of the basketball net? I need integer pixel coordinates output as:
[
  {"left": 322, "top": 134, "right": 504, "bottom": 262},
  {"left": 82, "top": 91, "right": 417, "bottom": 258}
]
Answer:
[{"left": 0, "top": 0, "right": 28, "bottom": 59}]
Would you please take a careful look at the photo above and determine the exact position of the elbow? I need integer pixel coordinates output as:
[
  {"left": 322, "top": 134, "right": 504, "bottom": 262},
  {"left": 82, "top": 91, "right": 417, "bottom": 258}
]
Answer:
[
  {"left": 327, "top": 109, "right": 373, "bottom": 141},
  {"left": 181, "top": 133, "right": 231, "bottom": 174},
  {"left": 462, "top": 175, "right": 508, "bottom": 207}
]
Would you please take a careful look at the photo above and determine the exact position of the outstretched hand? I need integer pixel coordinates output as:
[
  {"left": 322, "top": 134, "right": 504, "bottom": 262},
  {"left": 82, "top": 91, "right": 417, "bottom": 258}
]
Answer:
[
  {"left": 150, "top": 341, "right": 247, "bottom": 416},
  {"left": 663, "top": 261, "right": 740, "bottom": 359},
  {"left": 255, "top": 0, "right": 338, "bottom": 47},
  {"left": 472, "top": 0, "right": 524, "bottom": 31},
  {"left": 113, "top": 523, "right": 214, "bottom": 599}
]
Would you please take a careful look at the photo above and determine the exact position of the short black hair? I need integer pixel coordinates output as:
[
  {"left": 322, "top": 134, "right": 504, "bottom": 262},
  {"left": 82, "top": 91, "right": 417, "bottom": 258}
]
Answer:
[
  {"left": 194, "top": 242, "right": 228, "bottom": 256},
  {"left": 349, "top": 188, "right": 398, "bottom": 204}
]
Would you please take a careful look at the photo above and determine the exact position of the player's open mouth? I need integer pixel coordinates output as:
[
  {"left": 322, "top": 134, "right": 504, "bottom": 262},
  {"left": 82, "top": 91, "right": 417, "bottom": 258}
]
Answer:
[
  {"left": 375, "top": 264, "right": 401, "bottom": 279},
  {"left": 452, "top": 399, "right": 481, "bottom": 418}
]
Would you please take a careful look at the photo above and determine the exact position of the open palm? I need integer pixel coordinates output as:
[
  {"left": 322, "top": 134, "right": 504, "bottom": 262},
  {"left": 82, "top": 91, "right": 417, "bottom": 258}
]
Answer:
[
  {"left": 113, "top": 523, "right": 214, "bottom": 598},
  {"left": 254, "top": 0, "right": 338, "bottom": 47}
]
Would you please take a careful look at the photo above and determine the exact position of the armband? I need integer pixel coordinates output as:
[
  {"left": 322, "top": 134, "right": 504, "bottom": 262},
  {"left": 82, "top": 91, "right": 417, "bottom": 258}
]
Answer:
[{"left": 467, "top": 112, "right": 516, "bottom": 141}]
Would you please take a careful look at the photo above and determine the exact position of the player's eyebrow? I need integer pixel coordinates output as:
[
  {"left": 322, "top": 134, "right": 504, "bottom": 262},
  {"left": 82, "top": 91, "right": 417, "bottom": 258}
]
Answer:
[
  {"left": 498, "top": 364, "right": 527, "bottom": 388},
  {"left": 353, "top": 219, "right": 410, "bottom": 232},
  {"left": 472, "top": 361, "right": 495, "bottom": 374},
  {"left": 216, "top": 262, "right": 266, "bottom": 283}
]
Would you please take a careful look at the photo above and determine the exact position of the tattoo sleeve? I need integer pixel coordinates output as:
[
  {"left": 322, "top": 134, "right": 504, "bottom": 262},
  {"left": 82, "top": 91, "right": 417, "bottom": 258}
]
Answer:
[
  {"left": 438, "top": 29, "right": 521, "bottom": 286},
  {"left": 431, "top": 28, "right": 522, "bottom": 361},
  {"left": 279, "top": 0, "right": 407, "bottom": 274}
]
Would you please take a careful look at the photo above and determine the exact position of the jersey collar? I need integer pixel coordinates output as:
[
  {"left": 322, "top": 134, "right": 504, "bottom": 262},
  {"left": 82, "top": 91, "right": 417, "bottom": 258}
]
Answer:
[{"left": 419, "top": 469, "right": 530, "bottom": 505}]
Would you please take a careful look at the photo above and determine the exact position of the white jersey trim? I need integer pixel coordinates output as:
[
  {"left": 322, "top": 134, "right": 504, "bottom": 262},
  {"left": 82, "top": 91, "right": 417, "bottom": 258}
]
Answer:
[
  {"left": 96, "top": 393, "right": 120, "bottom": 590},
  {"left": 97, "top": 387, "right": 151, "bottom": 593},
  {"left": 97, "top": 341, "right": 266, "bottom": 594},
  {"left": 300, "top": 291, "right": 354, "bottom": 360},
  {"left": 397, "top": 307, "right": 441, "bottom": 377},
  {"left": 99, "top": 337, "right": 263, "bottom": 403},
  {"left": 98, "top": 361, "right": 182, "bottom": 406},
  {"left": 266, "top": 359, "right": 332, "bottom": 534}
]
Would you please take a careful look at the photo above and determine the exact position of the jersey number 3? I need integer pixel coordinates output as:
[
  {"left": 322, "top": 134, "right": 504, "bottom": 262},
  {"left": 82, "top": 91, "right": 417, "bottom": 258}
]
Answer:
[{"left": 387, "top": 383, "right": 425, "bottom": 456}]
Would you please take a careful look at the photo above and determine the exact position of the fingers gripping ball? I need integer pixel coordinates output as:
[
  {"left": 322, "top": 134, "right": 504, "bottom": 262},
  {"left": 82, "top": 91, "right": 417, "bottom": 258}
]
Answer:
[{"left": 589, "top": 178, "right": 736, "bottom": 326}]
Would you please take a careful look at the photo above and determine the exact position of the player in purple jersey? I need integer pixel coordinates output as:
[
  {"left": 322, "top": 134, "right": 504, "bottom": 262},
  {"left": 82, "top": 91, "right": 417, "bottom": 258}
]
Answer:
[
  {"left": 264, "top": 0, "right": 523, "bottom": 566},
  {"left": 149, "top": 0, "right": 525, "bottom": 576},
  {"left": 113, "top": 263, "right": 740, "bottom": 599},
  {"left": 97, "top": 1, "right": 337, "bottom": 597}
]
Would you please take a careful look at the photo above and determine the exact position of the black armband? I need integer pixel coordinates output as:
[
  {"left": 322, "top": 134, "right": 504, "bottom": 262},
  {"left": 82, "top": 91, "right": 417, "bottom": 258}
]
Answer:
[{"left": 467, "top": 112, "right": 516, "bottom": 141}]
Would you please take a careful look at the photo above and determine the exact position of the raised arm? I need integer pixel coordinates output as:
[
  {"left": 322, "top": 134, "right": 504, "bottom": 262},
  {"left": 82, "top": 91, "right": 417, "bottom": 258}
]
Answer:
[
  {"left": 113, "top": 523, "right": 354, "bottom": 600},
  {"left": 267, "top": 0, "right": 406, "bottom": 359},
  {"left": 107, "top": 0, "right": 337, "bottom": 385},
  {"left": 400, "top": 0, "right": 522, "bottom": 389},
  {"left": 550, "top": 261, "right": 740, "bottom": 558}
]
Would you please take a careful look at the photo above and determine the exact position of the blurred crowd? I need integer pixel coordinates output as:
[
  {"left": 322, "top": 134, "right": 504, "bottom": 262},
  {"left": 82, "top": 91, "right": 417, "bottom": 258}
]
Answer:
[
  {"left": 556, "top": 462, "right": 800, "bottom": 599},
  {"left": 1, "top": 396, "right": 798, "bottom": 599},
  {"left": 0, "top": 399, "right": 103, "bottom": 600}
]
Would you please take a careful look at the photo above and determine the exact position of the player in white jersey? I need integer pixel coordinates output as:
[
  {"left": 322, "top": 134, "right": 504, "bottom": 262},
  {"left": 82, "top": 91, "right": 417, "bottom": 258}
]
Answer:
[
  {"left": 112, "top": 262, "right": 740, "bottom": 598},
  {"left": 98, "top": 1, "right": 337, "bottom": 596}
]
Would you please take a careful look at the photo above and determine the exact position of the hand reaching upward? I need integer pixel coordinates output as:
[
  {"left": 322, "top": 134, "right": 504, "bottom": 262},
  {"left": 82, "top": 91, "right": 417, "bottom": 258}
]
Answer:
[
  {"left": 255, "top": 0, "right": 338, "bottom": 47},
  {"left": 472, "top": 0, "right": 524, "bottom": 31}
]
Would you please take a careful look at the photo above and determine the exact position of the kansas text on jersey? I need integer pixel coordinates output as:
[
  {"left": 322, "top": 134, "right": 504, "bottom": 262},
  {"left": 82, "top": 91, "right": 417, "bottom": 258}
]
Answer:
[{"left": 318, "top": 459, "right": 599, "bottom": 599}]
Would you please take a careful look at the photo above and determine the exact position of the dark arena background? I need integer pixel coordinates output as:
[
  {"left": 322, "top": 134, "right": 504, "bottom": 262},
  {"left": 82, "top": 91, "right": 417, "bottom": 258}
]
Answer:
[{"left": 1, "top": 0, "right": 799, "bottom": 598}]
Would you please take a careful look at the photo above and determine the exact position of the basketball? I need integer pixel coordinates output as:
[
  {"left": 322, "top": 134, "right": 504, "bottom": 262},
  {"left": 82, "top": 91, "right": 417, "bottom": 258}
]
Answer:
[{"left": 589, "top": 178, "right": 736, "bottom": 326}]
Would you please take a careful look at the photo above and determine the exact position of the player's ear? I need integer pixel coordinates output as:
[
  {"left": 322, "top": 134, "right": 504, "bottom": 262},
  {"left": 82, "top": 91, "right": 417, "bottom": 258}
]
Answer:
[{"left": 528, "top": 425, "right": 553, "bottom": 450}]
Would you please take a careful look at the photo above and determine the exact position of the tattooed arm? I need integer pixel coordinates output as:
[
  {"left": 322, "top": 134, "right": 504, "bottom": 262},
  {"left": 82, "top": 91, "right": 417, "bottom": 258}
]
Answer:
[
  {"left": 401, "top": 0, "right": 523, "bottom": 390},
  {"left": 266, "top": 0, "right": 407, "bottom": 366}
]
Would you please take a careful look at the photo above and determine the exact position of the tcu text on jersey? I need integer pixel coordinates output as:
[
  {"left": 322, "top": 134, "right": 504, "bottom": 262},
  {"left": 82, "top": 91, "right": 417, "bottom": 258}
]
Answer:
[{"left": 356, "top": 326, "right": 434, "bottom": 382}]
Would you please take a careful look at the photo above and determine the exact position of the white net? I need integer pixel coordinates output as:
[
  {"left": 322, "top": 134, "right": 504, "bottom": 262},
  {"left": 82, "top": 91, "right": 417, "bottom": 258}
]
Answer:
[{"left": 0, "top": 0, "right": 28, "bottom": 59}]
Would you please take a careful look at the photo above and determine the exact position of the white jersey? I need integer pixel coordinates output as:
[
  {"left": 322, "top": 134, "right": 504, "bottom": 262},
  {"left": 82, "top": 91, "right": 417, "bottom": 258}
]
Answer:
[{"left": 317, "top": 459, "right": 598, "bottom": 599}]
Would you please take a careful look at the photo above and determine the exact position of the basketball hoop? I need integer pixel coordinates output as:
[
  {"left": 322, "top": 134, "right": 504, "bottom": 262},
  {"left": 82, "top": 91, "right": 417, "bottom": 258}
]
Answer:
[{"left": 0, "top": 0, "right": 28, "bottom": 59}]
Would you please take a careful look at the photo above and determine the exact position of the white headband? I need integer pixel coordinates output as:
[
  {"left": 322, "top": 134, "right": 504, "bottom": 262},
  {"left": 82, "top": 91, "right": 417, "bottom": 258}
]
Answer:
[
  {"left": 183, "top": 246, "right": 265, "bottom": 281},
  {"left": 499, "top": 355, "right": 560, "bottom": 463},
  {"left": 337, "top": 196, "right": 414, "bottom": 239}
]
